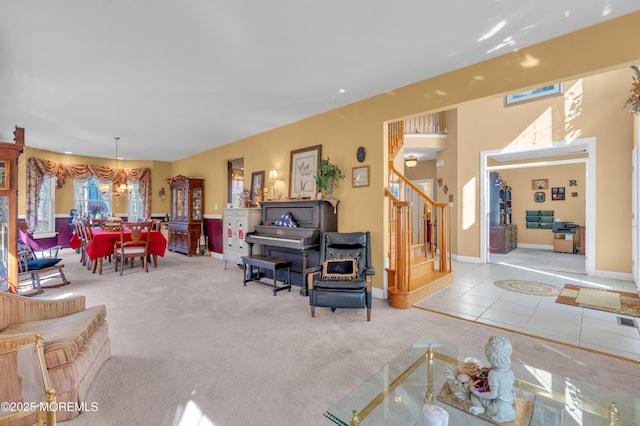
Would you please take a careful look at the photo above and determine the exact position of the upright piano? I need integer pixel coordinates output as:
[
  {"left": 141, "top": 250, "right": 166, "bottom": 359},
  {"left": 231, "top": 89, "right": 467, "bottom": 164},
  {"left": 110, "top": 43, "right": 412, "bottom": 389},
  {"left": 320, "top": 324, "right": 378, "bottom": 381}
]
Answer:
[{"left": 245, "top": 199, "right": 338, "bottom": 295}]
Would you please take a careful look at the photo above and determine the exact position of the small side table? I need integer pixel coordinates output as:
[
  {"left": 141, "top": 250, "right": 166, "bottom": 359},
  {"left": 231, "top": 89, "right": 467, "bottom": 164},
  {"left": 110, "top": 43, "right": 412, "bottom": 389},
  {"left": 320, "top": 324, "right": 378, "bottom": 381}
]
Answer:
[{"left": 242, "top": 255, "right": 292, "bottom": 295}]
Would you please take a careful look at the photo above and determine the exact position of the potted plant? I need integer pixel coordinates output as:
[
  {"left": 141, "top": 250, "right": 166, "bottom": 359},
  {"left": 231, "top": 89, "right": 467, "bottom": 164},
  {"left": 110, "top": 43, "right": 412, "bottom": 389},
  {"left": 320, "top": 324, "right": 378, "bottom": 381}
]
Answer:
[{"left": 315, "top": 158, "right": 345, "bottom": 198}]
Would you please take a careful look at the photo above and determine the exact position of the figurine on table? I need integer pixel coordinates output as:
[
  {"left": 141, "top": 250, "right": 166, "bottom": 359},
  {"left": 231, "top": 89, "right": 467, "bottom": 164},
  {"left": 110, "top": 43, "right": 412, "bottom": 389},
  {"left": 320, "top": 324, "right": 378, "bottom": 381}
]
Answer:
[{"left": 469, "top": 336, "right": 516, "bottom": 423}]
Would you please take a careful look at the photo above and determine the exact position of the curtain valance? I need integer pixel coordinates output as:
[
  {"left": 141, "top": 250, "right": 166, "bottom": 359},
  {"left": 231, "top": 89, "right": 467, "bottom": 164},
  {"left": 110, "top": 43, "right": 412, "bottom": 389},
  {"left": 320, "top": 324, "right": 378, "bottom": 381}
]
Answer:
[{"left": 26, "top": 157, "right": 152, "bottom": 230}]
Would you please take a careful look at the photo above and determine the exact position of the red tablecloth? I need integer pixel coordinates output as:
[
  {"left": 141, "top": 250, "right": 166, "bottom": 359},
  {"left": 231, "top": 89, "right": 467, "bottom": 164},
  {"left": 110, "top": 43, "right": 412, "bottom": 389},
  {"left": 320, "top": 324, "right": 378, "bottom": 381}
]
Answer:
[
  {"left": 70, "top": 232, "right": 81, "bottom": 249},
  {"left": 84, "top": 229, "right": 167, "bottom": 260}
]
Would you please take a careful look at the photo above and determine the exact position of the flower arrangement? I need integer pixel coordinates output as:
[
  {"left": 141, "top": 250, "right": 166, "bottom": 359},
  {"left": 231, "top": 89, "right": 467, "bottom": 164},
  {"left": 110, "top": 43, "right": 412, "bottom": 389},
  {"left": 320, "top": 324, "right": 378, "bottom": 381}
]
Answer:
[
  {"left": 88, "top": 205, "right": 105, "bottom": 217},
  {"left": 624, "top": 65, "right": 640, "bottom": 115}
]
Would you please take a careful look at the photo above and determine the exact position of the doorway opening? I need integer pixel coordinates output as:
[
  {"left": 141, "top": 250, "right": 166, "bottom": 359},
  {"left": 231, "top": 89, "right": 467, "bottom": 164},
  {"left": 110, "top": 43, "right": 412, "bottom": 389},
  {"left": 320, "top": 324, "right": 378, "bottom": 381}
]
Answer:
[
  {"left": 480, "top": 138, "right": 595, "bottom": 276},
  {"left": 227, "top": 157, "right": 244, "bottom": 208}
]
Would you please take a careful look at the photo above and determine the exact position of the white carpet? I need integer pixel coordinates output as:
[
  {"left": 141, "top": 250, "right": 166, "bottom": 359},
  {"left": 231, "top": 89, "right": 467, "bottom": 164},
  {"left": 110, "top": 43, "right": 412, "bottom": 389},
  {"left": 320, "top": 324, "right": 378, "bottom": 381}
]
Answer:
[{"left": 37, "top": 249, "right": 639, "bottom": 426}]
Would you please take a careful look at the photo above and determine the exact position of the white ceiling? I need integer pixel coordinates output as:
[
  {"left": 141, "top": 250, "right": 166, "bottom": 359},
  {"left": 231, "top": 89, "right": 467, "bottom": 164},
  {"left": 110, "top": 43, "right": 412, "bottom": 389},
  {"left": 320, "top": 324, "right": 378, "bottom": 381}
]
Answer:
[{"left": 1, "top": 1, "right": 638, "bottom": 162}]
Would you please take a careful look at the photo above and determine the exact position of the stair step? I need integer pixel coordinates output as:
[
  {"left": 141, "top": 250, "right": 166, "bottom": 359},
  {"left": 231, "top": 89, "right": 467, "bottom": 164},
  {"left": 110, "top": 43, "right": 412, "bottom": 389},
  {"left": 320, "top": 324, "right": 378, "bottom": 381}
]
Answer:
[
  {"left": 388, "top": 255, "right": 435, "bottom": 273},
  {"left": 411, "top": 257, "right": 435, "bottom": 279},
  {"left": 388, "top": 270, "right": 454, "bottom": 309}
]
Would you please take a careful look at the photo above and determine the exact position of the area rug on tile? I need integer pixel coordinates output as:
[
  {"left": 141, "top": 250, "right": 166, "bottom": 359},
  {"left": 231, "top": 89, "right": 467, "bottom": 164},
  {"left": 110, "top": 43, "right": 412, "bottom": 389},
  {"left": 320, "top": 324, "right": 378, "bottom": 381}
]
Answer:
[
  {"left": 555, "top": 284, "right": 640, "bottom": 317},
  {"left": 494, "top": 280, "right": 561, "bottom": 296}
]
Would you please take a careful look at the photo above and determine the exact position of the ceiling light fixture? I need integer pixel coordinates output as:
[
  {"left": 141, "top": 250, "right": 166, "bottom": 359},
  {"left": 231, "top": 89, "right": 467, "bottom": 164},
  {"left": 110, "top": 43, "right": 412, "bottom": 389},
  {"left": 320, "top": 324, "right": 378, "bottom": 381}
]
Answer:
[
  {"left": 101, "top": 136, "right": 133, "bottom": 197},
  {"left": 404, "top": 155, "right": 418, "bottom": 168}
]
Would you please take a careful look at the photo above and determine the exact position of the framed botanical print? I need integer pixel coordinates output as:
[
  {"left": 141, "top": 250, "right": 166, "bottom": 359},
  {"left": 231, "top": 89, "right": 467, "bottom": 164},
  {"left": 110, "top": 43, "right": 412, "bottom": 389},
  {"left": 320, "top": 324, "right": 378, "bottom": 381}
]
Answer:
[
  {"left": 289, "top": 145, "right": 321, "bottom": 199},
  {"left": 0, "top": 160, "right": 9, "bottom": 190},
  {"left": 352, "top": 166, "right": 369, "bottom": 187},
  {"left": 250, "top": 170, "right": 265, "bottom": 206}
]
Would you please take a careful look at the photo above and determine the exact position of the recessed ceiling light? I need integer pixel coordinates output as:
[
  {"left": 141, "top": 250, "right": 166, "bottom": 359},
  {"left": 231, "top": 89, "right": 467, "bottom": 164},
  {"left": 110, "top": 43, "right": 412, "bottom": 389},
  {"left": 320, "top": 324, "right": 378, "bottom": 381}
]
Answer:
[
  {"left": 339, "top": 89, "right": 346, "bottom": 93},
  {"left": 64, "top": 151, "right": 72, "bottom": 154}
]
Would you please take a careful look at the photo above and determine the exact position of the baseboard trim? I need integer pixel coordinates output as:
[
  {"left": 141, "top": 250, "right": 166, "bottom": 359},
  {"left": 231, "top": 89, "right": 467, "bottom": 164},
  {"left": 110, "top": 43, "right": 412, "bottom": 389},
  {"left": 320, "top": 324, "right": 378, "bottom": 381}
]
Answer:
[
  {"left": 451, "top": 253, "right": 632, "bottom": 281},
  {"left": 516, "top": 243, "right": 553, "bottom": 250},
  {"left": 593, "top": 270, "right": 633, "bottom": 281},
  {"left": 452, "top": 254, "right": 480, "bottom": 263},
  {"left": 373, "top": 287, "right": 384, "bottom": 300}
]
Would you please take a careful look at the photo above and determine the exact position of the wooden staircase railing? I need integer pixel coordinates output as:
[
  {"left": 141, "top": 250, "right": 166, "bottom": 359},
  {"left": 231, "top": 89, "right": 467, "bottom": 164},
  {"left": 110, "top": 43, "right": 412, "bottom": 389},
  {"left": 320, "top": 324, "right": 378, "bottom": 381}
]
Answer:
[{"left": 385, "top": 122, "right": 453, "bottom": 308}]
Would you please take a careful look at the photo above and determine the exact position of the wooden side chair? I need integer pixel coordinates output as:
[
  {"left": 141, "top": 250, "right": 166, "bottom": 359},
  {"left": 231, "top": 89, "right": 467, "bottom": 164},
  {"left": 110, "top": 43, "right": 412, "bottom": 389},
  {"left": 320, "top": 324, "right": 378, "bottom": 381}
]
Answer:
[
  {"left": 73, "top": 219, "right": 92, "bottom": 268},
  {"left": 91, "top": 217, "right": 106, "bottom": 228},
  {"left": 148, "top": 219, "right": 163, "bottom": 268},
  {"left": 73, "top": 220, "right": 87, "bottom": 265},
  {"left": 113, "top": 221, "right": 152, "bottom": 275},
  {"left": 81, "top": 220, "right": 97, "bottom": 272}
]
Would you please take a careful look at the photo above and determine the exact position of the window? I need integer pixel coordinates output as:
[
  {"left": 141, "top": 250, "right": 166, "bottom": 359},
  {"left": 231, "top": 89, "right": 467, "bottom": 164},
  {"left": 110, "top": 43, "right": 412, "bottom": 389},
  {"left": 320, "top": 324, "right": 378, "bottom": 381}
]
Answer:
[
  {"left": 33, "top": 175, "right": 56, "bottom": 237},
  {"left": 74, "top": 177, "right": 111, "bottom": 219},
  {"left": 128, "top": 181, "right": 144, "bottom": 222}
]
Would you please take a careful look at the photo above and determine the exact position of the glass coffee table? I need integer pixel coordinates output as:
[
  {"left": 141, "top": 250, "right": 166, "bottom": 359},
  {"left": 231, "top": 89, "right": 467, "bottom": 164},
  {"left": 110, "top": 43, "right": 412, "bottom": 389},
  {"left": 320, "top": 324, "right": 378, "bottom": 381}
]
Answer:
[{"left": 324, "top": 337, "right": 638, "bottom": 425}]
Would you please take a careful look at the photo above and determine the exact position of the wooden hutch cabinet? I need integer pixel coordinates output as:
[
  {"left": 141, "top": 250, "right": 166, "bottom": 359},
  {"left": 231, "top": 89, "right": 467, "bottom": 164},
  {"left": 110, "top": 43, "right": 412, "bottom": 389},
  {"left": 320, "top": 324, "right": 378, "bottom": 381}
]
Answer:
[
  {"left": 0, "top": 127, "right": 24, "bottom": 293},
  {"left": 168, "top": 175, "right": 204, "bottom": 256}
]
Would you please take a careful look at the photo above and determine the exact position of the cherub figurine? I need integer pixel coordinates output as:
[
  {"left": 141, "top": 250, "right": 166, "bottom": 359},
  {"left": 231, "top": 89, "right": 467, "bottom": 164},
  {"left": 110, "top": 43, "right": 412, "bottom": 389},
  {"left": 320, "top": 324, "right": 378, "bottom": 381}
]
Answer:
[{"left": 469, "top": 336, "right": 516, "bottom": 423}]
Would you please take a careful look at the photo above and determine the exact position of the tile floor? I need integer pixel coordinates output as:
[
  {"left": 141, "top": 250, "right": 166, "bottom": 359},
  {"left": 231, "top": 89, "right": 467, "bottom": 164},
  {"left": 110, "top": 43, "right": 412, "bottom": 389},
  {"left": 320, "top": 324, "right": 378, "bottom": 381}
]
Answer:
[{"left": 415, "top": 248, "right": 640, "bottom": 361}]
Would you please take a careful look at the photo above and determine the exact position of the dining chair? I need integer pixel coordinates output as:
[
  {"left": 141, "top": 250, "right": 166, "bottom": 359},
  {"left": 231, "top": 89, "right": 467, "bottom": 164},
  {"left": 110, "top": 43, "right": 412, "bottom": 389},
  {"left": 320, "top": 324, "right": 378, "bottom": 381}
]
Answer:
[
  {"left": 91, "top": 217, "right": 106, "bottom": 228},
  {"left": 81, "top": 220, "right": 97, "bottom": 272},
  {"left": 149, "top": 219, "right": 163, "bottom": 267},
  {"left": 113, "top": 221, "right": 152, "bottom": 276},
  {"left": 73, "top": 220, "right": 88, "bottom": 266}
]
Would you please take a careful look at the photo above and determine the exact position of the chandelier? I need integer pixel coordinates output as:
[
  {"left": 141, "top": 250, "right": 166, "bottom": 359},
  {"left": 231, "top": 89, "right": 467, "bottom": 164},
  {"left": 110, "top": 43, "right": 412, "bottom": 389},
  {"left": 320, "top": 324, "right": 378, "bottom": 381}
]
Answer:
[
  {"left": 101, "top": 136, "right": 133, "bottom": 196},
  {"left": 404, "top": 155, "right": 418, "bottom": 168}
]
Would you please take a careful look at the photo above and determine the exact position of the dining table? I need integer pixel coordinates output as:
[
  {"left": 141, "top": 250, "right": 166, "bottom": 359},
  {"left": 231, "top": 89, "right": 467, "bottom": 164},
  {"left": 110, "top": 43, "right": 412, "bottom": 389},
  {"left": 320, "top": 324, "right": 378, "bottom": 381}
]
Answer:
[{"left": 70, "top": 228, "right": 167, "bottom": 274}]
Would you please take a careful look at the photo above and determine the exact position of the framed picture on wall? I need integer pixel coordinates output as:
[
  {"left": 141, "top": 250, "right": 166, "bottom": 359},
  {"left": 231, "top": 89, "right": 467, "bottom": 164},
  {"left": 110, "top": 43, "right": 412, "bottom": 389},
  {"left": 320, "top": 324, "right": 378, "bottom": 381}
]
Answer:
[
  {"left": 551, "top": 187, "right": 565, "bottom": 200},
  {"left": 289, "top": 145, "right": 321, "bottom": 199},
  {"left": 352, "top": 166, "right": 369, "bottom": 187},
  {"left": 505, "top": 83, "right": 564, "bottom": 106},
  {"left": 250, "top": 170, "right": 265, "bottom": 206},
  {"left": 532, "top": 179, "right": 548, "bottom": 190}
]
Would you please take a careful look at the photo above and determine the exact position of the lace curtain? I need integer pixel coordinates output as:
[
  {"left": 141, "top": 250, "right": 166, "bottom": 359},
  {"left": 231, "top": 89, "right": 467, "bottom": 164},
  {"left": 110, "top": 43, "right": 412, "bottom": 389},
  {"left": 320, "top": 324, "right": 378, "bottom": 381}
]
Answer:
[{"left": 26, "top": 157, "right": 151, "bottom": 230}]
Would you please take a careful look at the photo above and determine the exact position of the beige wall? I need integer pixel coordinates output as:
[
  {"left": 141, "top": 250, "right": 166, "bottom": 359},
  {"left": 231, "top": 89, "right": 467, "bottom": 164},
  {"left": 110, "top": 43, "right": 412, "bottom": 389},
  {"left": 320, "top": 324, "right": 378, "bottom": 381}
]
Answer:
[
  {"left": 16, "top": 11, "right": 640, "bottom": 284},
  {"left": 498, "top": 164, "right": 586, "bottom": 246},
  {"left": 19, "top": 147, "right": 172, "bottom": 216},
  {"left": 455, "top": 68, "right": 633, "bottom": 272},
  {"left": 404, "top": 160, "right": 436, "bottom": 181}
]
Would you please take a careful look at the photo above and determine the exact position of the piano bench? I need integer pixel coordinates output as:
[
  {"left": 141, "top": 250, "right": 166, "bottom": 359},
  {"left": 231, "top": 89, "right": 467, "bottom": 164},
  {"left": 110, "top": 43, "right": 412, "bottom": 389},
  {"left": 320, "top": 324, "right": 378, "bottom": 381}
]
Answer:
[{"left": 242, "top": 255, "right": 292, "bottom": 296}]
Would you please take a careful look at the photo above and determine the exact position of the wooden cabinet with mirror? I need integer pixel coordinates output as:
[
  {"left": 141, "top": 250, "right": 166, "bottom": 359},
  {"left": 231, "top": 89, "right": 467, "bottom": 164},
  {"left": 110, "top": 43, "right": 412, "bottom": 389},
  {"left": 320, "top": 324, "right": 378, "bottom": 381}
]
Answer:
[
  {"left": 168, "top": 175, "right": 204, "bottom": 256},
  {"left": 0, "top": 127, "right": 25, "bottom": 293}
]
